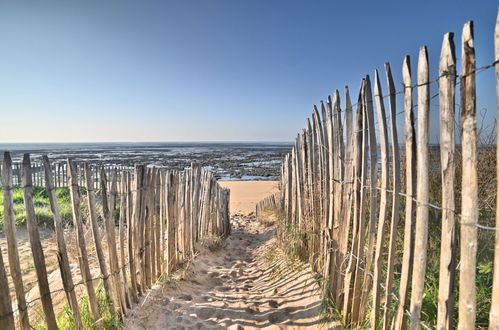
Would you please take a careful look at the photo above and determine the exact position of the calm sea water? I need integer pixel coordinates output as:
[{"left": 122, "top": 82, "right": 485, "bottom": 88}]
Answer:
[{"left": 0, "top": 142, "right": 292, "bottom": 180}]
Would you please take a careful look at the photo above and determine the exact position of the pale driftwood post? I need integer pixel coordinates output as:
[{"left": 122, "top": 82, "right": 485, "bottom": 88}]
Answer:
[
  {"left": 351, "top": 80, "right": 371, "bottom": 324},
  {"left": 491, "top": 10, "right": 499, "bottom": 328},
  {"left": 297, "top": 132, "right": 305, "bottom": 230},
  {"left": 325, "top": 96, "right": 335, "bottom": 284},
  {"left": 158, "top": 170, "right": 165, "bottom": 276},
  {"left": 166, "top": 171, "right": 177, "bottom": 274},
  {"left": 135, "top": 165, "right": 146, "bottom": 294},
  {"left": 67, "top": 159, "right": 100, "bottom": 322},
  {"left": 22, "top": 154, "right": 58, "bottom": 330},
  {"left": 459, "top": 21, "right": 478, "bottom": 330},
  {"left": 350, "top": 77, "right": 369, "bottom": 325},
  {"left": 382, "top": 62, "right": 401, "bottom": 330},
  {"left": 332, "top": 92, "right": 345, "bottom": 296},
  {"left": 143, "top": 168, "right": 153, "bottom": 288},
  {"left": 409, "top": 46, "right": 430, "bottom": 330},
  {"left": 342, "top": 80, "right": 365, "bottom": 322},
  {"left": 437, "top": 33, "right": 457, "bottom": 330},
  {"left": 128, "top": 169, "right": 139, "bottom": 303},
  {"left": 0, "top": 251, "right": 14, "bottom": 329},
  {"left": 371, "top": 69, "right": 390, "bottom": 326},
  {"left": 84, "top": 165, "right": 117, "bottom": 317},
  {"left": 119, "top": 171, "right": 131, "bottom": 308},
  {"left": 42, "top": 156, "right": 83, "bottom": 330},
  {"left": 359, "top": 73, "right": 378, "bottom": 320},
  {"left": 394, "top": 55, "right": 417, "bottom": 330},
  {"left": 152, "top": 168, "right": 159, "bottom": 282},
  {"left": 2, "top": 152, "right": 29, "bottom": 329},
  {"left": 336, "top": 86, "right": 354, "bottom": 306},
  {"left": 107, "top": 169, "right": 127, "bottom": 315},
  {"left": 155, "top": 169, "right": 163, "bottom": 278}
]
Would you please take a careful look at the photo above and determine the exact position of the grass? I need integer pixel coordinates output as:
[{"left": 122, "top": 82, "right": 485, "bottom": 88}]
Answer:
[
  {"left": 56, "top": 281, "right": 122, "bottom": 330},
  {"left": 0, "top": 186, "right": 82, "bottom": 231},
  {"left": 256, "top": 209, "right": 277, "bottom": 227}
]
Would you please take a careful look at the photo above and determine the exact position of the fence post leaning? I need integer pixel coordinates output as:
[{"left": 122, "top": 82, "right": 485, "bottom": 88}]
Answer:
[
  {"left": 394, "top": 55, "right": 417, "bottom": 330},
  {"left": 358, "top": 73, "right": 378, "bottom": 322},
  {"left": 437, "top": 32, "right": 457, "bottom": 330},
  {"left": 490, "top": 10, "right": 499, "bottom": 328},
  {"left": 67, "top": 158, "right": 100, "bottom": 322},
  {"left": 85, "top": 165, "right": 117, "bottom": 318},
  {"left": 409, "top": 46, "right": 430, "bottom": 330},
  {"left": 2, "top": 152, "right": 30, "bottom": 329},
  {"left": 0, "top": 242, "right": 15, "bottom": 330},
  {"left": 459, "top": 21, "right": 478, "bottom": 330},
  {"left": 22, "top": 154, "right": 58, "bottom": 330},
  {"left": 342, "top": 79, "right": 365, "bottom": 323},
  {"left": 381, "top": 62, "right": 401, "bottom": 330},
  {"left": 42, "top": 156, "right": 83, "bottom": 330}
]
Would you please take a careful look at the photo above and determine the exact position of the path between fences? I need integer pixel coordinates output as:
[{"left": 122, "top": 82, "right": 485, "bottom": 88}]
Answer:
[{"left": 124, "top": 213, "right": 340, "bottom": 330}]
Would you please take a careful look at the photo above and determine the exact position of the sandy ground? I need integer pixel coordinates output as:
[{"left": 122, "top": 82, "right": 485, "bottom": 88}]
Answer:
[
  {"left": 124, "top": 214, "right": 339, "bottom": 330},
  {"left": 218, "top": 180, "right": 279, "bottom": 215},
  {"left": 124, "top": 181, "right": 339, "bottom": 329},
  {"left": 2, "top": 181, "right": 336, "bottom": 329}
]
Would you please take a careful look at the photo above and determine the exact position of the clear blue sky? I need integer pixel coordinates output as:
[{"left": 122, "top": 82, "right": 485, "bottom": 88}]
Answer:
[{"left": 0, "top": 0, "right": 497, "bottom": 142}]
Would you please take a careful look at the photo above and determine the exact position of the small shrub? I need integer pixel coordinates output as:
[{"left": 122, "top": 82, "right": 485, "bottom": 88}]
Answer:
[{"left": 57, "top": 303, "right": 75, "bottom": 330}]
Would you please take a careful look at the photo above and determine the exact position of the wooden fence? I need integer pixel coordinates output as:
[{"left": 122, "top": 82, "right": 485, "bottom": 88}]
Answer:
[
  {"left": 260, "top": 15, "right": 499, "bottom": 329},
  {"left": 0, "top": 161, "right": 131, "bottom": 189},
  {"left": 0, "top": 152, "right": 230, "bottom": 329}
]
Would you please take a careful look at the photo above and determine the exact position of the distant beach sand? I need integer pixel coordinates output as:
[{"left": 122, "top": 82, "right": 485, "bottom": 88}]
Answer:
[{"left": 218, "top": 180, "right": 279, "bottom": 215}]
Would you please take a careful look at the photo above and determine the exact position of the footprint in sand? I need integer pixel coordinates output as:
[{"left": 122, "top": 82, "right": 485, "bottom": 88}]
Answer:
[
  {"left": 267, "top": 299, "right": 279, "bottom": 308},
  {"left": 268, "top": 311, "right": 286, "bottom": 324},
  {"left": 124, "top": 213, "right": 334, "bottom": 330},
  {"left": 194, "top": 307, "right": 216, "bottom": 320},
  {"left": 178, "top": 294, "right": 193, "bottom": 301},
  {"left": 216, "top": 286, "right": 230, "bottom": 292}
]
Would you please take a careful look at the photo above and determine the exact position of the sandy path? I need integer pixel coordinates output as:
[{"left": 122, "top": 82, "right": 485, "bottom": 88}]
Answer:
[
  {"left": 124, "top": 213, "right": 338, "bottom": 329},
  {"left": 218, "top": 181, "right": 279, "bottom": 215}
]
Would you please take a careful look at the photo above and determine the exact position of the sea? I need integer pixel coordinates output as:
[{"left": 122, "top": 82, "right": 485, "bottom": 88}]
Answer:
[{"left": 0, "top": 142, "right": 292, "bottom": 180}]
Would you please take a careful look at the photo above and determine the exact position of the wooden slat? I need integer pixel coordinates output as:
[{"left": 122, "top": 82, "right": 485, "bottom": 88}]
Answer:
[
  {"left": 67, "top": 159, "right": 99, "bottom": 322},
  {"left": 84, "top": 165, "right": 117, "bottom": 317},
  {"left": 335, "top": 86, "right": 354, "bottom": 306},
  {"left": 166, "top": 171, "right": 177, "bottom": 274},
  {"left": 108, "top": 169, "right": 128, "bottom": 315},
  {"left": 154, "top": 170, "right": 164, "bottom": 278},
  {"left": 42, "top": 156, "right": 83, "bottom": 330},
  {"left": 0, "top": 242, "right": 15, "bottom": 329},
  {"left": 324, "top": 95, "right": 335, "bottom": 297},
  {"left": 350, "top": 76, "right": 370, "bottom": 325},
  {"left": 118, "top": 170, "right": 131, "bottom": 308},
  {"left": 359, "top": 72, "right": 378, "bottom": 321},
  {"left": 491, "top": 10, "right": 499, "bottom": 328},
  {"left": 128, "top": 169, "right": 139, "bottom": 303},
  {"left": 371, "top": 69, "right": 390, "bottom": 326},
  {"left": 409, "top": 46, "right": 430, "bottom": 329},
  {"left": 437, "top": 32, "right": 457, "bottom": 330},
  {"left": 394, "top": 55, "right": 417, "bottom": 330},
  {"left": 342, "top": 79, "right": 365, "bottom": 323},
  {"left": 22, "top": 154, "right": 58, "bottom": 329},
  {"left": 2, "top": 152, "right": 30, "bottom": 329},
  {"left": 458, "top": 21, "right": 478, "bottom": 330},
  {"left": 382, "top": 62, "right": 401, "bottom": 329}
]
